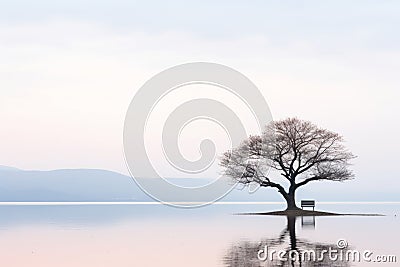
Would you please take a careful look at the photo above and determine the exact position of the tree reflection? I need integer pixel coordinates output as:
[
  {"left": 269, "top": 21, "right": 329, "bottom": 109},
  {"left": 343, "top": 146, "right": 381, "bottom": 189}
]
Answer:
[{"left": 224, "top": 216, "right": 352, "bottom": 267}]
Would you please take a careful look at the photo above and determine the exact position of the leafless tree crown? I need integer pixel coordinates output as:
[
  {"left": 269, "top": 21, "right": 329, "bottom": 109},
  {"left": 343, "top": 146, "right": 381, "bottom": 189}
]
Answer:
[{"left": 220, "top": 118, "right": 355, "bottom": 191}]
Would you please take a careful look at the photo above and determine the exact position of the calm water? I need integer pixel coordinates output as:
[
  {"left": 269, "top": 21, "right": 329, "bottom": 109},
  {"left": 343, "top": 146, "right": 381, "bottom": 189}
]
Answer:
[{"left": 0, "top": 203, "right": 398, "bottom": 266}]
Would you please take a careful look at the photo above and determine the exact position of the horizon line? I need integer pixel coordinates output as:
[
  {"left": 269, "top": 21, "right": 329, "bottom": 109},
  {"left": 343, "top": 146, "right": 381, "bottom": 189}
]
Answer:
[{"left": 0, "top": 201, "right": 399, "bottom": 206}]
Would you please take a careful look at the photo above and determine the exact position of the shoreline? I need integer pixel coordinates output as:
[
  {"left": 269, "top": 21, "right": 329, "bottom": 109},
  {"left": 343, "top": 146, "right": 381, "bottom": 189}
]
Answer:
[{"left": 237, "top": 209, "right": 384, "bottom": 216}]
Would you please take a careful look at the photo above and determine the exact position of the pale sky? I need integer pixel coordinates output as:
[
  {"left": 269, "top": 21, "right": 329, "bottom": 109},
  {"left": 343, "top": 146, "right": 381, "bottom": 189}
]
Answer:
[{"left": 1, "top": 1, "right": 399, "bottom": 193}]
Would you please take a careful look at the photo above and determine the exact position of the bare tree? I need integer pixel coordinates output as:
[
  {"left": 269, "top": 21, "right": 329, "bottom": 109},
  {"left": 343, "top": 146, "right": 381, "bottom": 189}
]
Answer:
[{"left": 220, "top": 118, "right": 355, "bottom": 210}]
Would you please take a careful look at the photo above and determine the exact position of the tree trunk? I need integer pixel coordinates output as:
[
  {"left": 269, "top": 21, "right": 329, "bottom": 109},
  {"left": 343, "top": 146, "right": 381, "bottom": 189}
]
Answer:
[{"left": 285, "top": 187, "right": 300, "bottom": 211}]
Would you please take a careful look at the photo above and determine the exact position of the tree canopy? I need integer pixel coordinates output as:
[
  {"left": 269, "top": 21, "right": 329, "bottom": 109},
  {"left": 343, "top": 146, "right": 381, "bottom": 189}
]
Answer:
[{"left": 220, "top": 118, "right": 355, "bottom": 210}]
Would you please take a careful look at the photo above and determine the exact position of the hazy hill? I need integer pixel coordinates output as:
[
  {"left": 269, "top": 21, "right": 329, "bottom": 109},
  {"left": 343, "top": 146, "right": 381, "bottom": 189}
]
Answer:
[
  {"left": 0, "top": 166, "right": 398, "bottom": 202},
  {"left": 0, "top": 168, "right": 149, "bottom": 201}
]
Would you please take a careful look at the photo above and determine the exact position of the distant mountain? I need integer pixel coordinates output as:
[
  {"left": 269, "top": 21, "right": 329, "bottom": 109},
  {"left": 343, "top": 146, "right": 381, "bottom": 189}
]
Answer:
[
  {"left": 0, "top": 166, "right": 398, "bottom": 202},
  {"left": 0, "top": 168, "right": 151, "bottom": 201},
  {"left": 0, "top": 167, "right": 272, "bottom": 202},
  {"left": 0, "top": 165, "right": 21, "bottom": 171}
]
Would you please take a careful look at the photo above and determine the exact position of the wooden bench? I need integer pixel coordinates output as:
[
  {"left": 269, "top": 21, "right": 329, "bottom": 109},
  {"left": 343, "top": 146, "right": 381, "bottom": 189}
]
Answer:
[{"left": 301, "top": 200, "right": 315, "bottom": 211}]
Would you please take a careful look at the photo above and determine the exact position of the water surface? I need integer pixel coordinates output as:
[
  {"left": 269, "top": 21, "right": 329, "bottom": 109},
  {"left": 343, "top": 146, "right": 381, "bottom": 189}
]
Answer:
[{"left": 0, "top": 203, "right": 398, "bottom": 266}]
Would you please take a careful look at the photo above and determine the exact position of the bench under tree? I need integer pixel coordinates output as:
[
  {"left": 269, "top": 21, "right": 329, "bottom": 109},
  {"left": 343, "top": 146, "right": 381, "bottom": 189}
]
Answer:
[{"left": 301, "top": 200, "right": 315, "bottom": 211}]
